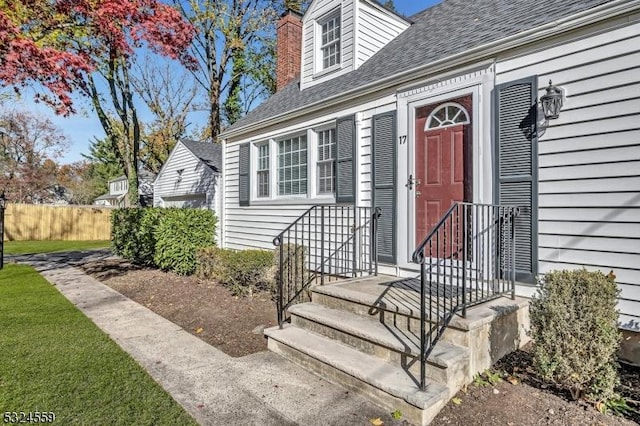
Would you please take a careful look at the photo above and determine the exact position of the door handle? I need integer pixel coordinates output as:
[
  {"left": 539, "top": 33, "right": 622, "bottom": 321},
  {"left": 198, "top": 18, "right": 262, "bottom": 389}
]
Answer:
[
  {"left": 416, "top": 191, "right": 421, "bottom": 198},
  {"left": 406, "top": 174, "right": 421, "bottom": 190}
]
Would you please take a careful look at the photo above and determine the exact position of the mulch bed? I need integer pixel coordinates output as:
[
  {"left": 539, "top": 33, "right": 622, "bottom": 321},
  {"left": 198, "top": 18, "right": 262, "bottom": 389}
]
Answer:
[
  {"left": 79, "top": 257, "right": 639, "bottom": 425},
  {"left": 79, "top": 257, "right": 277, "bottom": 357},
  {"left": 434, "top": 344, "right": 639, "bottom": 425}
]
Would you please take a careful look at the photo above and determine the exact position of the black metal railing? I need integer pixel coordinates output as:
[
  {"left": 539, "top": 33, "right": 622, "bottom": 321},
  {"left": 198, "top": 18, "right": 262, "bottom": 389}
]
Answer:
[
  {"left": 273, "top": 205, "right": 382, "bottom": 327},
  {"left": 411, "top": 202, "right": 520, "bottom": 390}
]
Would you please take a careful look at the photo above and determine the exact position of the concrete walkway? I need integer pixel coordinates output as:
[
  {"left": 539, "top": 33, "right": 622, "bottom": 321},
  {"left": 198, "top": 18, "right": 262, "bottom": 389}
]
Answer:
[{"left": 16, "top": 251, "right": 392, "bottom": 426}]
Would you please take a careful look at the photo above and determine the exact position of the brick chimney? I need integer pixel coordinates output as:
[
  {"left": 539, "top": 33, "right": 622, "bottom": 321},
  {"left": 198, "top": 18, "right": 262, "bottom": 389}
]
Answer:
[{"left": 276, "top": 9, "right": 303, "bottom": 91}]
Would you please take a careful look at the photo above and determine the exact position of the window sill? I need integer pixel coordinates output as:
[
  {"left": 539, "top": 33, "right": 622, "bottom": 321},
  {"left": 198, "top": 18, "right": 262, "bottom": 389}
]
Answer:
[
  {"left": 313, "top": 64, "right": 341, "bottom": 79},
  {"left": 250, "top": 196, "right": 336, "bottom": 206}
]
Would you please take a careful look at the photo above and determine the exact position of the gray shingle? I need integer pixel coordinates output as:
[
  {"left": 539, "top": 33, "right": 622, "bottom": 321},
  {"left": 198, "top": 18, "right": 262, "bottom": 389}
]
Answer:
[
  {"left": 225, "top": 0, "right": 612, "bottom": 134},
  {"left": 181, "top": 139, "right": 222, "bottom": 172}
]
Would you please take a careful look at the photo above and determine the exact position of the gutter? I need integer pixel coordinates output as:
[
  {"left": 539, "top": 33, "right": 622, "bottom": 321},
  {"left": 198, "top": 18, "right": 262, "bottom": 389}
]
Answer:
[{"left": 221, "top": 0, "right": 640, "bottom": 140}]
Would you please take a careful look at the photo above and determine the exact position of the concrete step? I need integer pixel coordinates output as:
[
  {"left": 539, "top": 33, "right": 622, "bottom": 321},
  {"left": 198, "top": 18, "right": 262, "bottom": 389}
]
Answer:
[
  {"left": 311, "top": 280, "right": 530, "bottom": 349},
  {"left": 311, "top": 282, "right": 469, "bottom": 347},
  {"left": 288, "top": 302, "right": 469, "bottom": 389},
  {"left": 265, "top": 324, "right": 449, "bottom": 426}
]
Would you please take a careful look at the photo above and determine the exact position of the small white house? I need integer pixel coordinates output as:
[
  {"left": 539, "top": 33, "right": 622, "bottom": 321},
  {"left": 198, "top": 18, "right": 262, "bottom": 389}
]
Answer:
[
  {"left": 153, "top": 140, "right": 222, "bottom": 232},
  {"left": 93, "top": 175, "right": 128, "bottom": 207},
  {"left": 94, "top": 172, "right": 155, "bottom": 207}
]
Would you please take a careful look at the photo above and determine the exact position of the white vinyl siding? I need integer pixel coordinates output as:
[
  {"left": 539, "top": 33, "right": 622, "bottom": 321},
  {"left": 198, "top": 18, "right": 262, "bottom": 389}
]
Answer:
[
  {"left": 355, "top": 0, "right": 409, "bottom": 68},
  {"left": 496, "top": 19, "right": 640, "bottom": 330},
  {"left": 222, "top": 95, "right": 395, "bottom": 251},
  {"left": 301, "top": 0, "right": 354, "bottom": 89},
  {"left": 224, "top": 141, "right": 313, "bottom": 250},
  {"left": 300, "top": 0, "right": 408, "bottom": 89},
  {"left": 153, "top": 142, "right": 220, "bottom": 243},
  {"left": 109, "top": 179, "right": 128, "bottom": 195}
]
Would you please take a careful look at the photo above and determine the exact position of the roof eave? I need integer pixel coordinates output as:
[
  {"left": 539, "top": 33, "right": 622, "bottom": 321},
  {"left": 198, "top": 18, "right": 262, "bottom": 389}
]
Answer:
[{"left": 220, "top": 0, "right": 637, "bottom": 141}]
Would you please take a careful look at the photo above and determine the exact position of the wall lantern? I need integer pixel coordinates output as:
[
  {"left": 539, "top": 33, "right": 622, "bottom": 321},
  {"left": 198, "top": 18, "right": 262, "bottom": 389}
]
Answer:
[{"left": 540, "top": 80, "right": 564, "bottom": 120}]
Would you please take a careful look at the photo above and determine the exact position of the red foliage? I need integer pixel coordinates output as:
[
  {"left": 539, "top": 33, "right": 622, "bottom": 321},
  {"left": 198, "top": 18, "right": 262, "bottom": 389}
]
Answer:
[{"left": 0, "top": 0, "right": 196, "bottom": 115}]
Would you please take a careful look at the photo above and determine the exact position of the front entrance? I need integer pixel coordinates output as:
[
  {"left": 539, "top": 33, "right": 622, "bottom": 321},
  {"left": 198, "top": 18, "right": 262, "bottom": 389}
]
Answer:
[{"left": 414, "top": 96, "right": 473, "bottom": 249}]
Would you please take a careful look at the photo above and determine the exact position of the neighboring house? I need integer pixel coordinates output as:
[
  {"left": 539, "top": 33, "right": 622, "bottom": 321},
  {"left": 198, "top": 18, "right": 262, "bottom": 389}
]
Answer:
[
  {"left": 219, "top": 0, "right": 640, "bottom": 421},
  {"left": 153, "top": 140, "right": 222, "bottom": 239},
  {"left": 94, "top": 171, "right": 155, "bottom": 207}
]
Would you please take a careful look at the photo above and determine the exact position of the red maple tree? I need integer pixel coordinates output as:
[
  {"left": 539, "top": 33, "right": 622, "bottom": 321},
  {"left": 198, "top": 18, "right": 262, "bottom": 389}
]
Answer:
[{"left": 0, "top": 0, "right": 195, "bottom": 115}]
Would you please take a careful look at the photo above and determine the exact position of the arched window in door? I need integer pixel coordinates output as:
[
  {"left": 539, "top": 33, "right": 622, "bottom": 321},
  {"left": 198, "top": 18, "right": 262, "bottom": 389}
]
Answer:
[{"left": 425, "top": 102, "right": 471, "bottom": 130}]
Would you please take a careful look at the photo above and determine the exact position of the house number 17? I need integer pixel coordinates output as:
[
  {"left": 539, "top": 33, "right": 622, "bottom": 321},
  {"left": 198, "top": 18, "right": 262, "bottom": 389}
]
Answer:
[{"left": 399, "top": 135, "right": 407, "bottom": 145}]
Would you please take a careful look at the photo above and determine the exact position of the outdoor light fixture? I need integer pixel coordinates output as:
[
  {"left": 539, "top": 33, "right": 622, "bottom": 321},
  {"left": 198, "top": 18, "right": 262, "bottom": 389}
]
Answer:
[
  {"left": 0, "top": 191, "right": 6, "bottom": 270},
  {"left": 540, "top": 80, "right": 564, "bottom": 120}
]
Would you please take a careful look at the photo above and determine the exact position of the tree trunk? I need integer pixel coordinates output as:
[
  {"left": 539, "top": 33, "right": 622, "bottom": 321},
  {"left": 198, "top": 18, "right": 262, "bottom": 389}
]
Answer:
[{"left": 209, "top": 78, "right": 221, "bottom": 141}]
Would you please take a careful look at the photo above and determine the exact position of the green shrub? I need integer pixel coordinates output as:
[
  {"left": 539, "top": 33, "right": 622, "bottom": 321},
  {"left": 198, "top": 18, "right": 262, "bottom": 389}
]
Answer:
[
  {"left": 111, "top": 207, "right": 217, "bottom": 274},
  {"left": 196, "top": 247, "right": 274, "bottom": 296},
  {"left": 529, "top": 269, "right": 621, "bottom": 401},
  {"left": 266, "top": 243, "right": 310, "bottom": 304},
  {"left": 154, "top": 209, "right": 217, "bottom": 275},
  {"left": 111, "top": 208, "right": 146, "bottom": 260},
  {"left": 137, "top": 208, "right": 161, "bottom": 265}
]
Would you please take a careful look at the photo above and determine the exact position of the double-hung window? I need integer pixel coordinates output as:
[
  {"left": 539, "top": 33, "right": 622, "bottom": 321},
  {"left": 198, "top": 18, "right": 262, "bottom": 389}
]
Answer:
[
  {"left": 278, "top": 134, "right": 308, "bottom": 196},
  {"left": 320, "top": 12, "right": 341, "bottom": 70},
  {"left": 256, "top": 143, "right": 270, "bottom": 198},
  {"left": 251, "top": 124, "right": 337, "bottom": 202},
  {"left": 316, "top": 128, "right": 336, "bottom": 194}
]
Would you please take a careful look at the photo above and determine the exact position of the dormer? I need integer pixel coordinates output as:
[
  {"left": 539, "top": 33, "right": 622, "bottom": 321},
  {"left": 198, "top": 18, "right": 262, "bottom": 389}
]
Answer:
[{"left": 298, "top": 0, "right": 410, "bottom": 90}]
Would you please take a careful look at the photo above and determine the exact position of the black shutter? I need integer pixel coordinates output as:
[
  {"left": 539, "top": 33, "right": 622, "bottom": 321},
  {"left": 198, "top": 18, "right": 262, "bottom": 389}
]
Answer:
[
  {"left": 238, "top": 143, "right": 250, "bottom": 206},
  {"left": 336, "top": 115, "right": 356, "bottom": 203},
  {"left": 495, "top": 77, "right": 538, "bottom": 283},
  {"left": 372, "top": 111, "right": 397, "bottom": 264}
]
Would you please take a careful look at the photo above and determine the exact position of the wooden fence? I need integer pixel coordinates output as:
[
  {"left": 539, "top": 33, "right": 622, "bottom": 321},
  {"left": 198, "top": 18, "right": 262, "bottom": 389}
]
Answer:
[{"left": 3, "top": 204, "right": 113, "bottom": 241}]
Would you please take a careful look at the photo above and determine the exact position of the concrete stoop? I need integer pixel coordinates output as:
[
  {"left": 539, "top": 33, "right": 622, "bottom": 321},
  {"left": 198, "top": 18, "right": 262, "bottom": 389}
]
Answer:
[{"left": 264, "top": 278, "right": 530, "bottom": 425}]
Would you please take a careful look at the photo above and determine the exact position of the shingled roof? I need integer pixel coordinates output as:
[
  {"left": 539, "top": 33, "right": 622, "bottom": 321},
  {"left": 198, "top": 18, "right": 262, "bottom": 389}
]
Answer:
[
  {"left": 182, "top": 140, "right": 222, "bottom": 172},
  {"left": 224, "top": 0, "right": 612, "bottom": 135}
]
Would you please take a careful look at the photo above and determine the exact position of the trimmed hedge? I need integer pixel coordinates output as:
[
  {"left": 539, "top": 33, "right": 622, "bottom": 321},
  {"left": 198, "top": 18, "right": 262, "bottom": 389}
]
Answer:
[
  {"left": 111, "top": 207, "right": 217, "bottom": 275},
  {"left": 154, "top": 209, "right": 218, "bottom": 275},
  {"left": 196, "top": 247, "right": 274, "bottom": 296},
  {"left": 530, "top": 269, "right": 621, "bottom": 401},
  {"left": 112, "top": 208, "right": 148, "bottom": 262}
]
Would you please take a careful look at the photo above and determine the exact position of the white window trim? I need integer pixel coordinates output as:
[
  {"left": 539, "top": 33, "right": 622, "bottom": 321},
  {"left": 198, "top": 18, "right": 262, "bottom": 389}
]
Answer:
[
  {"left": 314, "top": 8, "right": 342, "bottom": 76},
  {"left": 425, "top": 102, "right": 471, "bottom": 130},
  {"left": 276, "top": 131, "right": 309, "bottom": 199},
  {"left": 249, "top": 123, "right": 337, "bottom": 205},
  {"left": 255, "top": 142, "right": 270, "bottom": 199},
  {"left": 313, "top": 123, "right": 337, "bottom": 198}
]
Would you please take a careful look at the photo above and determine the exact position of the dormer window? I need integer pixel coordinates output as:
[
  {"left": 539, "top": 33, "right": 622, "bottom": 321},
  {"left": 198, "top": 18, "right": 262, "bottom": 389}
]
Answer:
[{"left": 319, "top": 11, "right": 341, "bottom": 71}]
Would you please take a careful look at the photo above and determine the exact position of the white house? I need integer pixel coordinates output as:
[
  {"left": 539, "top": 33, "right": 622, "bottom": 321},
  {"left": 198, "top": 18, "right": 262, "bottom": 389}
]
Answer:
[
  {"left": 153, "top": 139, "right": 222, "bottom": 237},
  {"left": 94, "top": 171, "right": 155, "bottom": 207},
  {"left": 93, "top": 175, "right": 129, "bottom": 207},
  {"left": 219, "top": 0, "right": 640, "bottom": 422}
]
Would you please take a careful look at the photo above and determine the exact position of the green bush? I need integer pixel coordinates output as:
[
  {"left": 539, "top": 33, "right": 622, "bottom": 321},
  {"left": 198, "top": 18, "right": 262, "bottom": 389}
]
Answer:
[
  {"left": 111, "top": 207, "right": 217, "bottom": 275},
  {"left": 529, "top": 269, "right": 621, "bottom": 401},
  {"left": 154, "top": 209, "right": 217, "bottom": 275},
  {"left": 266, "top": 243, "right": 310, "bottom": 304},
  {"left": 196, "top": 247, "right": 274, "bottom": 296},
  {"left": 137, "top": 208, "right": 161, "bottom": 265},
  {"left": 111, "top": 208, "right": 146, "bottom": 261}
]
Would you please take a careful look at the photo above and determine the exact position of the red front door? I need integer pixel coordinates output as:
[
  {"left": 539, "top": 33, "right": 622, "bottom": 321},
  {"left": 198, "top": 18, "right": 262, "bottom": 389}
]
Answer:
[{"left": 415, "top": 97, "right": 472, "bottom": 255}]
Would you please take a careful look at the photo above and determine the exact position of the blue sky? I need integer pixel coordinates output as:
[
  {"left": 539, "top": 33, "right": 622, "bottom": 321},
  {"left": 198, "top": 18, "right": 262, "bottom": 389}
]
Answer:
[{"left": 18, "top": 0, "right": 440, "bottom": 164}]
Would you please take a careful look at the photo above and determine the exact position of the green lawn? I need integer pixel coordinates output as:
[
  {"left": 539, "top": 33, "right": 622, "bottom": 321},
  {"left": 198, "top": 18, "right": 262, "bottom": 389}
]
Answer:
[
  {"left": 0, "top": 264, "right": 197, "bottom": 425},
  {"left": 3, "top": 240, "right": 110, "bottom": 255}
]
